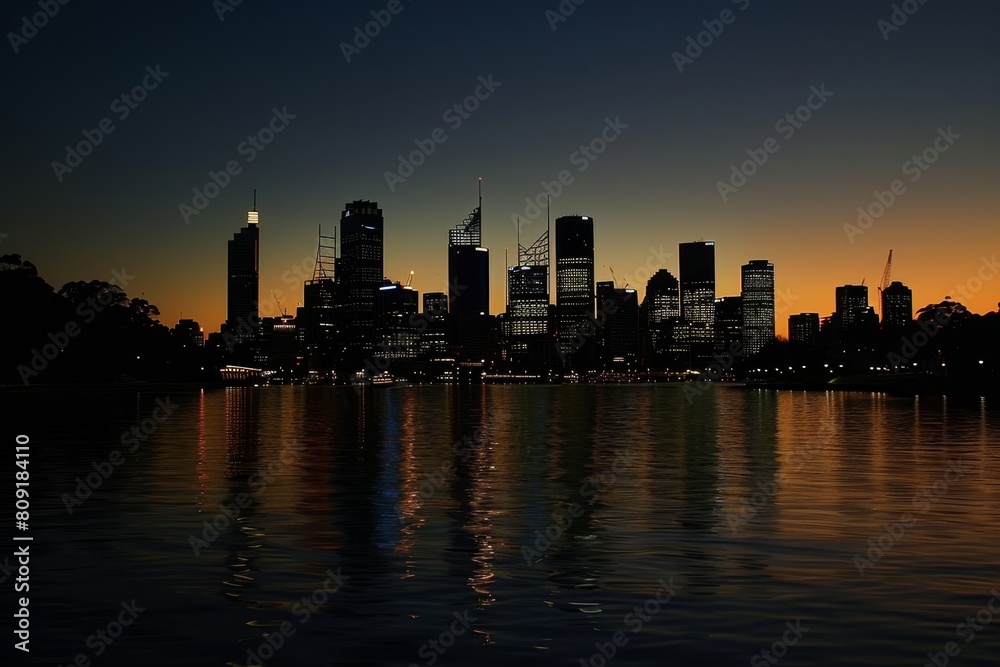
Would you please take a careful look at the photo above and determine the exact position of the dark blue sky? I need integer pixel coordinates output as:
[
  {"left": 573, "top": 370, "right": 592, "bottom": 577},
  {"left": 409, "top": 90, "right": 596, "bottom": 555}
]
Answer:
[{"left": 4, "top": 0, "right": 999, "bottom": 330}]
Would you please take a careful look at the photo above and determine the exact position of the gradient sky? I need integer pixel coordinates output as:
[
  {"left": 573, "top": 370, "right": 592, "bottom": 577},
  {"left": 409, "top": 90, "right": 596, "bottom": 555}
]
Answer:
[{"left": 5, "top": 0, "right": 999, "bottom": 336}]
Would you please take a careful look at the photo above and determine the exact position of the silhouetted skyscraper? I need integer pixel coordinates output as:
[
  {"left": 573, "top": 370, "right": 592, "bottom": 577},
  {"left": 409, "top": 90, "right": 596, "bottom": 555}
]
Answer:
[
  {"left": 741, "top": 259, "right": 775, "bottom": 356},
  {"left": 227, "top": 201, "right": 260, "bottom": 339},
  {"left": 715, "top": 295, "right": 743, "bottom": 353},
  {"left": 836, "top": 285, "right": 869, "bottom": 328},
  {"left": 338, "top": 200, "right": 384, "bottom": 365},
  {"left": 881, "top": 281, "right": 913, "bottom": 329},
  {"left": 555, "top": 215, "right": 595, "bottom": 363},
  {"left": 643, "top": 269, "right": 681, "bottom": 360},
  {"left": 596, "top": 281, "right": 639, "bottom": 368},
  {"left": 679, "top": 241, "right": 716, "bottom": 363},
  {"left": 448, "top": 187, "right": 492, "bottom": 364}
]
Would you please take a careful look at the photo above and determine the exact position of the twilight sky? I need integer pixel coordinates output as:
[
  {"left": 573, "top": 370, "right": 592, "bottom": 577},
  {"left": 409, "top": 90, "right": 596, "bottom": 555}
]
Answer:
[{"left": 4, "top": 0, "right": 999, "bottom": 335}]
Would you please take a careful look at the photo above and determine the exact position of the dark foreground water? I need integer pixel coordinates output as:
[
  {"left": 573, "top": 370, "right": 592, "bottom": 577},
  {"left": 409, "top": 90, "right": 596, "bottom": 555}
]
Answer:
[{"left": 5, "top": 385, "right": 1000, "bottom": 666}]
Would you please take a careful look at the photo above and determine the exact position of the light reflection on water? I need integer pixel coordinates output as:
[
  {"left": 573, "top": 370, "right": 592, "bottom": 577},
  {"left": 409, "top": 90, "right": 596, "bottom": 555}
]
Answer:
[{"left": 15, "top": 385, "right": 1000, "bottom": 666}]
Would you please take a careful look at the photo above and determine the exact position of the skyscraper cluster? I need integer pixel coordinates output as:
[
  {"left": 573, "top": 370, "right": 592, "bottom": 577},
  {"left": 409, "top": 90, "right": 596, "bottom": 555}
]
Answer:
[{"left": 214, "top": 189, "right": 913, "bottom": 383}]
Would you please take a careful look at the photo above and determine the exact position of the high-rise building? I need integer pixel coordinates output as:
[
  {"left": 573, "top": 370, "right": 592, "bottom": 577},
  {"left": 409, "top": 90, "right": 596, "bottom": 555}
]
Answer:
[
  {"left": 741, "top": 259, "right": 775, "bottom": 356},
  {"left": 715, "top": 295, "right": 743, "bottom": 353},
  {"left": 447, "top": 187, "right": 492, "bottom": 364},
  {"left": 377, "top": 280, "right": 420, "bottom": 360},
  {"left": 172, "top": 319, "right": 204, "bottom": 348},
  {"left": 596, "top": 281, "right": 639, "bottom": 368},
  {"left": 338, "top": 200, "right": 384, "bottom": 365},
  {"left": 881, "top": 281, "right": 913, "bottom": 329},
  {"left": 508, "top": 226, "right": 550, "bottom": 340},
  {"left": 835, "top": 285, "right": 869, "bottom": 328},
  {"left": 226, "top": 199, "right": 260, "bottom": 338},
  {"left": 299, "top": 226, "right": 339, "bottom": 375},
  {"left": 789, "top": 313, "right": 820, "bottom": 346},
  {"left": 643, "top": 270, "right": 681, "bottom": 359},
  {"left": 448, "top": 197, "right": 489, "bottom": 317},
  {"left": 679, "top": 241, "right": 716, "bottom": 362},
  {"left": 555, "top": 215, "right": 595, "bottom": 363}
]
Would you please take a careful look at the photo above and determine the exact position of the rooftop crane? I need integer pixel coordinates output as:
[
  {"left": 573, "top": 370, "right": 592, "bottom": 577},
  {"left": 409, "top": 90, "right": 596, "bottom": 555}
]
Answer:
[{"left": 405, "top": 271, "right": 414, "bottom": 288}]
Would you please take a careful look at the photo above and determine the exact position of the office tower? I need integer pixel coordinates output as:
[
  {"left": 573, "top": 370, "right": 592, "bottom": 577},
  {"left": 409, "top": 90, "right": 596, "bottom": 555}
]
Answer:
[
  {"left": 679, "top": 241, "right": 716, "bottom": 325},
  {"left": 679, "top": 241, "right": 716, "bottom": 363},
  {"left": 226, "top": 198, "right": 260, "bottom": 338},
  {"left": 881, "top": 281, "right": 913, "bottom": 329},
  {"left": 255, "top": 313, "right": 299, "bottom": 376},
  {"left": 423, "top": 292, "right": 448, "bottom": 318},
  {"left": 741, "top": 259, "right": 775, "bottom": 356},
  {"left": 338, "top": 200, "right": 384, "bottom": 365},
  {"left": 508, "top": 226, "right": 550, "bottom": 339},
  {"left": 377, "top": 280, "right": 420, "bottom": 360},
  {"left": 555, "top": 215, "right": 595, "bottom": 362},
  {"left": 596, "top": 281, "right": 639, "bottom": 368},
  {"left": 643, "top": 270, "right": 681, "bottom": 360},
  {"left": 447, "top": 185, "right": 492, "bottom": 364},
  {"left": 835, "top": 284, "right": 869, "bottom": 328},
  {"left": 715, "top": 296, "right": 743, "bottom": 353},
  {"left": 300, "top": 226, "right": 340, "bottom": 375},
  {"left": 789, "top": 313, "right": 820, "bottom": 346}
]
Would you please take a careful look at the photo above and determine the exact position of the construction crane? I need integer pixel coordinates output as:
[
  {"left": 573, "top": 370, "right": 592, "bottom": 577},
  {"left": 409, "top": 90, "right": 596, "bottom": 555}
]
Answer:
[
  {"left": 608, "top": 266, "right": 628, "bottom": 290},
  {"left": 405, "top": 271, "right": 414, "bottom": 288},
  {"left": 271, "top": 290, "right": 286, "bottom": 317},
  {"left": 879, "top": 250, "right": 893, "bottom": 293},
  {"left": 877, "top": 250, "right": 893, "bottom": 314}
]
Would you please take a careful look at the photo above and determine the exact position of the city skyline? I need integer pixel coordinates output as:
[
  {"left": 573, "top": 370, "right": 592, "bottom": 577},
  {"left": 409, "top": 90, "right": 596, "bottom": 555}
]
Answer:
[{"left": 6, "top": 2, "right": 998, "bottom": 340}]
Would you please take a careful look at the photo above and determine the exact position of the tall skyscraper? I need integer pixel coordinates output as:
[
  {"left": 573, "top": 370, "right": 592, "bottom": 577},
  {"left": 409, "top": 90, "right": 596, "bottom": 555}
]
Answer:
[
  {"left": 643, "top": 269, "right": 681, "bottom": 358},
  {"left": 555, "top": 215, "right": 595, "bottom": 361},
  {"left": 835, "top": 285, "right": 869, "bottom": 328},
  {"left": 596, "top": 281, "right": 639, "bottom": 368},
  {"left": 338, "top": 200, "right": 384, "bottom": 365},
  {"left": 226, "top": 198, "right": 260, "bottom": 339},
  {"left": 447, "top": 193, "right": 489, "bottom": 317},
  {"left": 679, "top": 241, "right": 716, "bottom": 362},
  {"left": 881, "top": 281, "right": 913, "bottom": 329},
  {"left": 508, "top": 225, "right": 550, "bottom": 339},
  {"left": 715, "top": 295, "right": 744, "bottom": 353},
  {"left": 448, "top": 185, "right": 491, "bottom": 363},
  {"left": 741, "top": 259, "right": 775, "bottom": 356},
  {"left": 299, "top": 226, "right": 339, "bottom": 374}
]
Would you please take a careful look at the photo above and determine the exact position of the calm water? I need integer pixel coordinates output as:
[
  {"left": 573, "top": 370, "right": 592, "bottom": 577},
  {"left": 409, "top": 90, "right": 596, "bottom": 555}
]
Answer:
[{"left": 8, "top": 385, "right": 1000, "bottom": 666}]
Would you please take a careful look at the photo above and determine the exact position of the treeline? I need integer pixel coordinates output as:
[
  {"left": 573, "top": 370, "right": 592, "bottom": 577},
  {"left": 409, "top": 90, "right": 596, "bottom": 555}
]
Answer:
[{"left": 0, "top": 255, "right": 215, "bottom": 385}]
